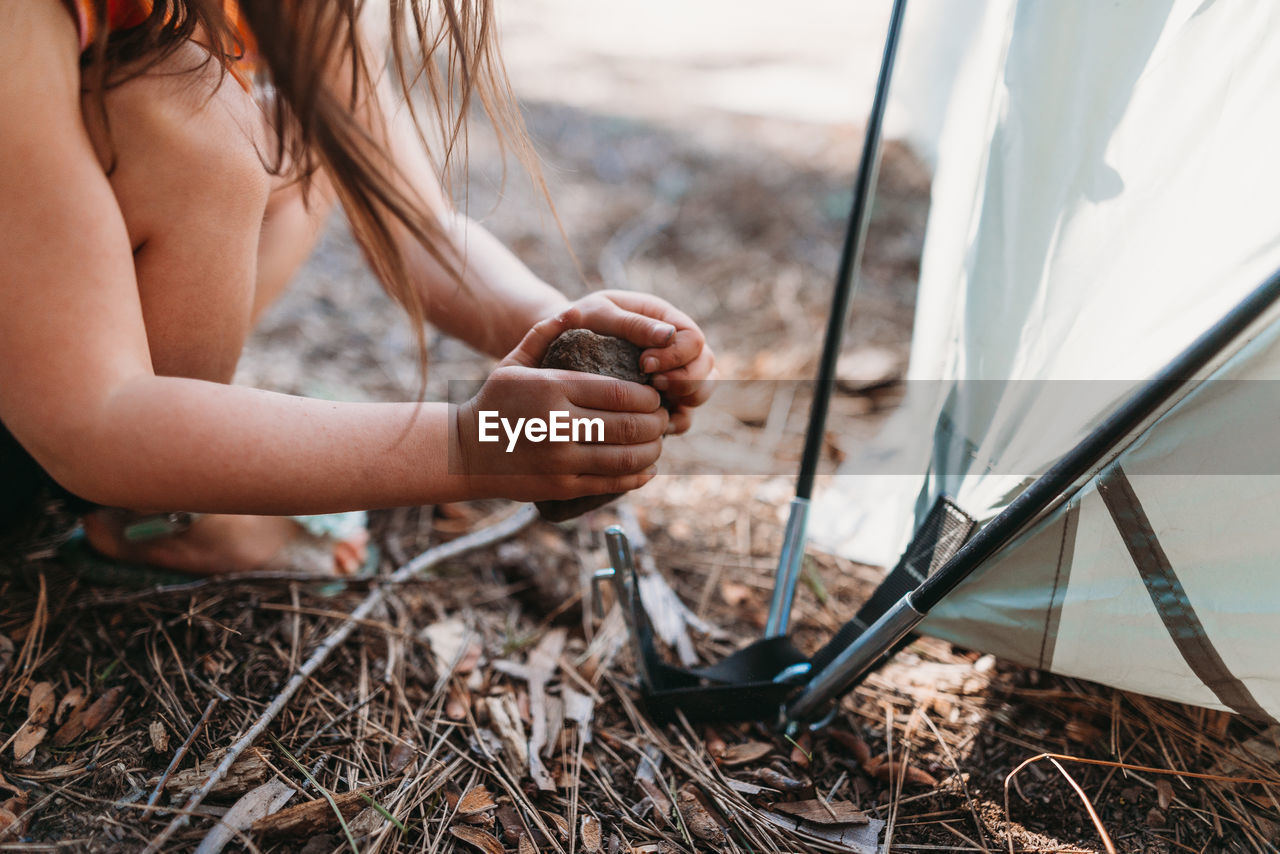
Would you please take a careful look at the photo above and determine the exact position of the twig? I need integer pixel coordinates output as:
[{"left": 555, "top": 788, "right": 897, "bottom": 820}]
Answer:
[
  {"left": 142, "top": 505, "right": 537, "bottom": 854},
  {"left": 144, "top": 697, "right": 219, "bottom": 816},
  {"left": 1003, "top": 754, "right": 1121, "bottom": 854}
]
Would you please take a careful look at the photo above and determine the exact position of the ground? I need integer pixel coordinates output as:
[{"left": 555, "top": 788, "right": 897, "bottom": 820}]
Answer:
[{"left": 3, "top": 9, "right": 1280, "bottom": 851}]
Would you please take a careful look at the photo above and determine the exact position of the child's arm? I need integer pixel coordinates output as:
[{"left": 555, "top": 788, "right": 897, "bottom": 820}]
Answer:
[
  {"left": 0, "top": 1, "right": 662, "bottom": 514},
  {"left": 367, "top": 78, "right": 717, "bottom": 430}
]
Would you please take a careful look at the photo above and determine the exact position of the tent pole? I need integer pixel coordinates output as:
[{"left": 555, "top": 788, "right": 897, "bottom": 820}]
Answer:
[
  {"left": 765, "top": 0, "right": 910, "bottom": 638},
  {"left": 786, "top": 267, "right": 1280, "bottom": 725}
]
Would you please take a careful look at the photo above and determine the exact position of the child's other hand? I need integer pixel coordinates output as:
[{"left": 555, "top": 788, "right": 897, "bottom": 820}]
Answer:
[
  {"left": 520, "top": 291, "right": 716, "bottom": 435},
  {"left": 456, "top": 317, "right": 668, "bottom": 501}
]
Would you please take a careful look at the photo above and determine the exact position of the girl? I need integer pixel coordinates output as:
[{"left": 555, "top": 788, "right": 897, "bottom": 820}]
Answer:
[{"left": 0, "top": 1, "right": 714, "bottom": 576}]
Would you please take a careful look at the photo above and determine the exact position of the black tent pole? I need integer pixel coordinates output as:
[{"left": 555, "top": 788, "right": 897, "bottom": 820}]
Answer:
[
  {"left": 786, "top": 267, "right": 1280, "bottom": 725},
  {"left": 765, "top": 0, "right": 910, "bottom": 637}
]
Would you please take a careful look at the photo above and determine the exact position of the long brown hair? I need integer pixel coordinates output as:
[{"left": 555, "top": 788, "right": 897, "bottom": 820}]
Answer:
[{"left": 84, "top": 0, "right": 542, "bottom": 375}]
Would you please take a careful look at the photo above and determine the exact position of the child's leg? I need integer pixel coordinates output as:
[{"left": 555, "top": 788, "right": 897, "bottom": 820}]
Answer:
[{"left": 76, "top": 44, "right": 363, "bottom": 575}]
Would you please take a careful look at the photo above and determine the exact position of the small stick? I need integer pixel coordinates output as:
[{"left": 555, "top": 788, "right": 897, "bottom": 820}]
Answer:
[
  {"left": 144, "top": 697, "right": 219, "bottom": 816},
  {"left": 143, "top": 505, "right": 538, "bottom": 854}
]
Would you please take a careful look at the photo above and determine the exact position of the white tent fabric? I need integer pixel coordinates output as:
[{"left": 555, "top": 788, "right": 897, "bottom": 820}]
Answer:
[{"left": 814, "top": 0, "right": 1280, "bottom": 717}]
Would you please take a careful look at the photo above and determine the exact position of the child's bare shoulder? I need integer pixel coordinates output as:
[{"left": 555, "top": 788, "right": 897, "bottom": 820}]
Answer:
[{"left": 0, "top": 1, "right": 82, "bottom": 102}]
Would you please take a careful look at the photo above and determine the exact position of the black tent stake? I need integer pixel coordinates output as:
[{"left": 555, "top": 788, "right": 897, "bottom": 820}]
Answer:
[{"left": 764, "top": 0, "right": 911, "bottom": 637}]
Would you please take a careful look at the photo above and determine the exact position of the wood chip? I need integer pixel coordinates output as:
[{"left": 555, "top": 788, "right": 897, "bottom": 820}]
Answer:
[
  {"left": 718, "top": 741, "right": 774, "bottom": 767},
  {"left": 161, "top": 747, "right": 272, "bottom": 797},
  {"left": 770, "top": 799, "right": 869, "bottom": 825},
  {"left": 517, "top": 833, "right": 538, "bottom": 854},
  {"left": 580, "top": 815, "right": 603, "bottom": 853},
  {"left": 27, "top": 682, "right": 55, "bottom": 725},
  {"left": 193, "top": 779, "right": 295, "bottom": 854},
  {"left": 725, "top": 779, "right": 770, "bottom": 796},
  {"left": 251, "top": 786, "right": 378, "bottom": 838},
  {"left": 675, "top": 783, "right": 726, "bottom": 845},
  {"left": 760, "top": 810, "right": 884, "bottom": 852},
  {"left": 449, "top": 825, "right": 505, "bottom": 854}
]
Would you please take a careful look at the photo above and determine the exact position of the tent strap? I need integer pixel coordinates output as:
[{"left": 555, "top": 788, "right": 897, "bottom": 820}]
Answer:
[{"left": 808, "top": 496, "right": 975, "bottom": 674}]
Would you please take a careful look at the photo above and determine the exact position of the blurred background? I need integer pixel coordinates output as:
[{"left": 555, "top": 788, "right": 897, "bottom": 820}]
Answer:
[{"left": 235, "top": 0, "right": 977, "bottom": 478}]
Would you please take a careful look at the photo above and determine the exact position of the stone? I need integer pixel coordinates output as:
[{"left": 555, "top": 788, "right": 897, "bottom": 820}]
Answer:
[{"left": 535, "top": 330, "right": 650, "bottom": 522}]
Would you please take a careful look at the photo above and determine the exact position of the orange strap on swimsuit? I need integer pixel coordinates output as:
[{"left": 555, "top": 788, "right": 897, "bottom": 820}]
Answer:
[{"left": 63, "top": 0, "right": 257, "bottom": 86}]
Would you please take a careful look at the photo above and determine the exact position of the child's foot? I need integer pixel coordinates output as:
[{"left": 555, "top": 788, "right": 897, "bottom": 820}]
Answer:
[{"left": 81, "top": 510, "right": 370, "bottom": 577}]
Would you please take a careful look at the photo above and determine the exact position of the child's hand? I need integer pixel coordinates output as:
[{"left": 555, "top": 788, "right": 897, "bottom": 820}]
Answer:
[
  {"left": 455, "top": 315, "right": 668, "bottom": 501},
  {"left": 526, "top": 291, "right": 716, "bottom": 434}
]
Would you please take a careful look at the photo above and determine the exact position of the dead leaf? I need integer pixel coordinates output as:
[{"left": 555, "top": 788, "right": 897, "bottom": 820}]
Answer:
[
  {"left": 869, "top": 760, "right": 937, "bottom": 788},
  {"left": 753, "top": 768, "right": 810, "bottom": 794},
  {"left": 1064, "top": 719, "right": 1104, "bottom": 745},
  {"left": 388, "top": 739, "right": 416, "bottom": 775},
  {"left": 149, "top": 721, "right": 169, "bottom": 754},
  {"left": 789, "top": 731, "right": 812, "bottom": 769},
  {"left": 720, "top": 581, "right": 753, "bottom": 607},
  {"left": 449, "top": 825, "right": 505, "bottom": 854},
  {"left": 703, "top": 727, "right": 727, "bottom": 759},
  {"left": 420, "top": 617, "right": 471, "bottom": 675},
  {"left": 0, "top": 634, "right": 13, "bottom": 681},
  {"left": 27, "top": 682, "right": 55, "bottom": 725},
  {"left": 1156, "top": 778, "right": 1174, "bottom": 811},
  {"left": 251, "top": 786, "right": 378, "bottom": 838},
  {"left": 457, "top": 784, "right": 497, "bottom": 826},
  {"left": 53, "top": 686, "right": 125, "bottom": 747},
  {"left": 55, "top": 688, "right": 84, "bottom": 725},
  {"left": 770, "top": 799, "right": 869, "bottom": 825},
  {"left": 827, "top": 730, "right": 872, "bottom": 767},
  {"left": 718, "top": 741, "right": 774, "bottom": 767},
  {"left": 446, "top": 684, "right": 470, "bottom": 721},
  {"left": 12, "top": 724, "right": 47, "bottom": 764},
  {"left": 637, "top": 778, "right": 672, "bottom": 826},
  {"left": 540, "top": 811, "right": 570, "bottom": 841},
  {"left": 580, "top": 815, "right": 603, "bottom": 853},
  {"left": 496, "top": 804, "right": 527, "bottom": 844},
  {"left": 485, "top": 694, "right": 527, "bottom": 773},
  {"left": 676, "top": 783, "right": 726, "bottom": 845},
  {"left": 0, "top": 806, "right": 23, "bottom": 838},
  {"left": 81, "top": 685, "right": 124, "bottom": 731}
]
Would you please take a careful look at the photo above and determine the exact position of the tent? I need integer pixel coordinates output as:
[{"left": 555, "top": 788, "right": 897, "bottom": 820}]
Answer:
[{"left": 810, "top": 0, "right": 1280, "bottom": 722}]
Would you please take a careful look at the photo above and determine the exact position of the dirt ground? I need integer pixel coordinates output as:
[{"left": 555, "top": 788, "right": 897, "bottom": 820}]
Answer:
[{"left": 3, "top": 18, "right": 1280, "bottom": 852}]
